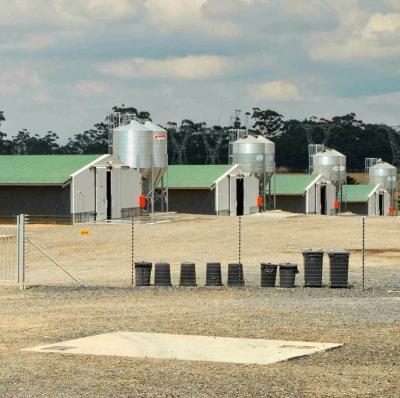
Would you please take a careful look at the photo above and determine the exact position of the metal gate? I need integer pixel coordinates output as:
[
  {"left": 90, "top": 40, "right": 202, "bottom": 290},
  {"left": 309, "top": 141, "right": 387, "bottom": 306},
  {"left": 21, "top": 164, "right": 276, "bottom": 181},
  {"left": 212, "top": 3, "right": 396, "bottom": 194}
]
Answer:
[{"left": 0, "top": 215, "right": 25, "bottom": 288}]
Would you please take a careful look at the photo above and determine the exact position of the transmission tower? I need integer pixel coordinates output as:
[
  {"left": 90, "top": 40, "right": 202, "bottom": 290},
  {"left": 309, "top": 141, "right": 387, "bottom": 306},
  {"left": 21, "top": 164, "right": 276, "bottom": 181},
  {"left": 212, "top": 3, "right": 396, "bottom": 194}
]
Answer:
[
  {"left": 387, "top": 125, "right": 400, "bottom": 167},
  {"left": 170, "top": 128, "right": 190, "bottom": 164},
  {"left": 302, "top": 123, "right": 331, "bottom": 173},
  {"left": 202, "top": 131, "right": 223, "bottom": 164}
]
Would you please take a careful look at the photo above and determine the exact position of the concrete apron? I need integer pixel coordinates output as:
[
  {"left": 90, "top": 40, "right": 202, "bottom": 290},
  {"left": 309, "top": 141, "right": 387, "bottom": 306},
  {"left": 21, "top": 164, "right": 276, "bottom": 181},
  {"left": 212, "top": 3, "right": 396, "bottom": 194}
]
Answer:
[{"left": 23, "top": 332, "right": 342, "bottom": 366}]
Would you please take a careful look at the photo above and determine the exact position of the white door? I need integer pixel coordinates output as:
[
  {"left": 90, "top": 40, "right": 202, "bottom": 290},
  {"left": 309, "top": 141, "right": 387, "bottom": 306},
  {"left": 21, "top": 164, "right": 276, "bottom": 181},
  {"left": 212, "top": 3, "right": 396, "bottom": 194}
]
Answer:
[
  {"left": 111, "top": 169, "right": 120, "bottom": 219},
  {"left": 315, "top": 184, "right": 321, "bottom": 214},
  {"left": 327, "top": 182, "right": 336, "bottom": 215},
  {"left": 229, "top": 176, "right": 237, "bottom": 216},
  {"left": 96, "top": 168, "right": 108, "bottom": 221},
  {"left": 243, "top": 175, "right": 259, "bottom": 215}
]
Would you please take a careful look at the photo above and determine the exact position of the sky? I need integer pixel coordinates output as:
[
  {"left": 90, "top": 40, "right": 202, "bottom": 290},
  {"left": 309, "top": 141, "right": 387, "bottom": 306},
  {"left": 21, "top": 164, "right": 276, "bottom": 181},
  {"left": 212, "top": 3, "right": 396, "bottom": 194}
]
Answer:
[{"left": 1, "top": 0, "right": 400, "bottom": 142}]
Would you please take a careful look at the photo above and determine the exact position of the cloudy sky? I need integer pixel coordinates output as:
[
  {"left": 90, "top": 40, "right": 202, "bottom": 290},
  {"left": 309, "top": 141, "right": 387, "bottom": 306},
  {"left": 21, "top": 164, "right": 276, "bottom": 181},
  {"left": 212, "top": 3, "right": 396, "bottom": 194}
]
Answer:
[{"left": 1, "top": 0, "right": 400, "bottom": 141}]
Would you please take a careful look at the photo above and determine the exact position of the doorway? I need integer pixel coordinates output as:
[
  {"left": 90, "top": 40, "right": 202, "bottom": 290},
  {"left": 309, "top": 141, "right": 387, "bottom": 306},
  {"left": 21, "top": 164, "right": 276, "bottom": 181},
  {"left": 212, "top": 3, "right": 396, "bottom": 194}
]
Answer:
[
  {"left": 236, "top": 178, "right": 244, "bottom": 216},
  {"left": 106, "top": 170, "right": 112, "bottom": 220},
  {"left": 378, "top": 193, "right": 384, "bottom": 216},
  {"left": 320, "top": 185, "right": 327, "bottom": 215}
]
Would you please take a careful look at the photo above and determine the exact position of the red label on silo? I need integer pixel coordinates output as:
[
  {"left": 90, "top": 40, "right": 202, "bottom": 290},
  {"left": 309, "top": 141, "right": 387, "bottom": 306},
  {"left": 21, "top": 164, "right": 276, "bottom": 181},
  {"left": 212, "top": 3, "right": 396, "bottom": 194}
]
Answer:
[{"left": 154, "top": 133, "right": 166, "bottom": 141}]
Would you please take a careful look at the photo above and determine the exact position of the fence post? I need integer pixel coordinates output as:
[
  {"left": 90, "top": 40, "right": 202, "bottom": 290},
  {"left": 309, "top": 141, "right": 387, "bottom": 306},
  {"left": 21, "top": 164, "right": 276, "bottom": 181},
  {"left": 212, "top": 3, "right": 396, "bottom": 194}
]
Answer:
[
  {"left": 17, "top": 214, "right": 26, "bottom": 290},
  {"left": 132, "top": 215, "right": 135, "bottom": 287},
  {"left": 238, "top": 216, "right": 242, "bottom": 265},
  {"left": 362, "top": 217, "right": 365, "bottom": 291}
]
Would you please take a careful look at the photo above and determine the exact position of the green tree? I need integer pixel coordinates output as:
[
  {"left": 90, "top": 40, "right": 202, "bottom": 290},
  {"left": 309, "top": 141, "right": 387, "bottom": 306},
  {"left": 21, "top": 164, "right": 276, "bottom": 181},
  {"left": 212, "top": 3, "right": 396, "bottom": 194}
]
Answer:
[
  {"left": 0, "top": 111, "right": 13, "bottom": 154},
  {"left": 251, "top": 108, "right": 284, "bottom": 138}
]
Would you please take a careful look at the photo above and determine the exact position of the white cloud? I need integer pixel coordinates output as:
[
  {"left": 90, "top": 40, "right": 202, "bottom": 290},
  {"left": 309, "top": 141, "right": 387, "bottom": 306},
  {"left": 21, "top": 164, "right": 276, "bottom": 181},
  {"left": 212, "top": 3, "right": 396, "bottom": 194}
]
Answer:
[
  {"left": 311, "top": 37, "right": 400, "bottom": 60},
  {"left": 97, "top": 55, "right": 229, "bottom": 80},
  {"left": 72, "top": 81, "right": 109, "bottom": 97},
  {"left": 0, "top": 68, "right": 42, "bottom": 94},
  {"left": 249, "top": 80, "right": 301, "bottom": 101},
  {"left": 310, "top": 5, "right": 400, "bottom": 61},
  {"left": 385, "top": 0, "right": 400, "bottom": 11},
  {"left": 0, "top": 35, "right": 56, "bottom": 52},
  {"left": 144, "top": 0, "right": 239, "bottom": 36},
  {"left": 0, "top": 0, "right": 138, "bottom": 26},
  {"left": 144, "top": 0, "right": 206, "bottom": 24},
  {"left": 363, "top": 13, "right": 400, "bottom": 38}
]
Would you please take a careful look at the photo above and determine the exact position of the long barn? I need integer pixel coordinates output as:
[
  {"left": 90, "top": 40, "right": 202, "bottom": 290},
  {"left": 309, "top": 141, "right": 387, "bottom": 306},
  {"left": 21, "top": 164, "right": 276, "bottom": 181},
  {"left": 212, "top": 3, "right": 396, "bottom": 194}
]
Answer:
[
  {"left": 267, "top": 174, "right": 336, "bottom": 214},
  {"left": 0, "top": 155, "right": 141, "bottom": 222},
  {"left": 164, "top": 164, "right": 260, "bottom": 216}
]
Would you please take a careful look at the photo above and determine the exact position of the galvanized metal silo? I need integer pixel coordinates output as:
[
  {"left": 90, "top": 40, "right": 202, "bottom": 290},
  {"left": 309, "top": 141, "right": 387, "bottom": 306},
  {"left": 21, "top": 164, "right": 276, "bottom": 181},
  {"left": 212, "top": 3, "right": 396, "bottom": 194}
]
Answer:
[
  {"left": 144, "top": 121, "right": 169, "bottom": 213},
  {"left": 257, "top": 135, "right": 275, "bottom": 177},
  {"left": 369, "top": 160, "right": 397, "bottom": 194},
  {"left": 312, "top": 149, "right": 346, "bottom": 186},
  {"left": 231, "top": 136, "right": 268, "bottom": 175},
  {"left": 144, "top": 121, "right": 168, "bottom": 168},
  {"left": 231, "top": 135, "right": 276, "bottom": 211},
  {"left": 113, "top": 120, "right": 153, "bottom": 176}
]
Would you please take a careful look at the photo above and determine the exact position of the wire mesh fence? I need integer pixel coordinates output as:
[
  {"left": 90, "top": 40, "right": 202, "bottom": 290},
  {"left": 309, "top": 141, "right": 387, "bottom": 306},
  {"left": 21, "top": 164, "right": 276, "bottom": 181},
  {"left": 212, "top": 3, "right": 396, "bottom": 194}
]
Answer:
[
  {"left": 15, "top": 213, "right": 400, "bottom": 291},
  {"left": 0, "top": 218, "right": 18, "bottom": 285}
]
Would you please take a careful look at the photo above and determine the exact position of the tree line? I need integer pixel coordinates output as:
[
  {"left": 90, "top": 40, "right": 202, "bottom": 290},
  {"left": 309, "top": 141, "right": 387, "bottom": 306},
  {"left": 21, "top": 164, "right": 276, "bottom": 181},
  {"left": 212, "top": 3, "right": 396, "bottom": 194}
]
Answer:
[{"left": 0, "top": 106, "right": 397, "bottom": 172}]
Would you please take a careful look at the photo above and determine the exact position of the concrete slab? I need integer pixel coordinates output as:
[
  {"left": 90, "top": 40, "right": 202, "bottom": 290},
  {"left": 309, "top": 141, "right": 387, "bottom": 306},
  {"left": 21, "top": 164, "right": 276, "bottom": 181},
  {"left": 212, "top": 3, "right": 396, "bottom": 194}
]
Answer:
[{"left": 23, "top": 332, "right": 342, "bottom": 365}]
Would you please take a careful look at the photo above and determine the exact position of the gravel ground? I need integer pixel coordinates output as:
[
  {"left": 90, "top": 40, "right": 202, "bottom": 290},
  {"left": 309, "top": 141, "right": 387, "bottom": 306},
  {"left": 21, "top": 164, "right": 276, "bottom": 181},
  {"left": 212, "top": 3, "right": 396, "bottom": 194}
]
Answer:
[{"left": 0, "top": 214, "right": 399, "bottom": 397}]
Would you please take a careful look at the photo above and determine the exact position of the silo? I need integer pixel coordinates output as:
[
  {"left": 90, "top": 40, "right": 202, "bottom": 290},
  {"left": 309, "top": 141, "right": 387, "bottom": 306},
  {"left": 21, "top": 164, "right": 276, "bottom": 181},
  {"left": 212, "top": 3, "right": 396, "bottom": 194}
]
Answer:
[
  {"left": 113, "top": 120, "right": 153, "bottom": 176},
  {"left": 312, "top": 149, "right": 346, "bottom": 187},
  {"left": 369, "top": 160, "right": 397, "bottom": 194},
  {"left": 232, "top": 136, "right": 268, "bottom": 175},
  {"left": 144, "top": 121, "right": 168, "bottom": 211},
  {"left": 257, "top": 135, "right": 275, "bottom": 179},
  {"left": 232, "top": 135, "right": 275, "bottom": 210},
  {"left": 144, "top": 121, "right": 168, "bottom": 168}
]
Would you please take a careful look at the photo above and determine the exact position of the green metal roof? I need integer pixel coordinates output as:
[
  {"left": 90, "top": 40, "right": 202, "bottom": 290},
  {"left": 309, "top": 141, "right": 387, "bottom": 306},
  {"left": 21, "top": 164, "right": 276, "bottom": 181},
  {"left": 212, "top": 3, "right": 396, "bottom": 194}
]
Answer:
[
  {"left": 267, "top": 174, "right": 317, "bottom": 195},
  {"left": 165, "top": 165, "right": 234, "bottom": 189},
  {"left": 339, "top": 184, "right": 376, "bottom": 202},
  {"left": 0, "top": 155, "right": 102, "bottom": 185}
]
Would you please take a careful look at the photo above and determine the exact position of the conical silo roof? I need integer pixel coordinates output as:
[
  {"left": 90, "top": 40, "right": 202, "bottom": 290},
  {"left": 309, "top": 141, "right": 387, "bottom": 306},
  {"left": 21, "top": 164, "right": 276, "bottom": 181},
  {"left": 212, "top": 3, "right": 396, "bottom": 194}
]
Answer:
[
  {"left": 314, "top": 148, "right": 345, "bottom": 158},
  {"left": 370, "top": 160, "right": 396, "bottom": 170}
]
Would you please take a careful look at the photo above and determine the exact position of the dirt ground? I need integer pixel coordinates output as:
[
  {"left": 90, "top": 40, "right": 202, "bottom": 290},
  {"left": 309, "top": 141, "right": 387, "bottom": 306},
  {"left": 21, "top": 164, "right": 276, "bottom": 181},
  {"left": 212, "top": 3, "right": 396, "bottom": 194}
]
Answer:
[{"left": 1, "top": 213, "right": 400, "bottom": 397}]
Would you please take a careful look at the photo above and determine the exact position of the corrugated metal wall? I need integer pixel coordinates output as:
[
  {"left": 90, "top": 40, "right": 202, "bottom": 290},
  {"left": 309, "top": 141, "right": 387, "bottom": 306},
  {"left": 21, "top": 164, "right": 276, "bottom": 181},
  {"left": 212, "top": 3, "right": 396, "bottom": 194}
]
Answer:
[
  {"left": 167, "top": 189, "right": 215, "bottom": 214},
  {"left": 0, "top": 186, "right": 71, "bottom": 220}
]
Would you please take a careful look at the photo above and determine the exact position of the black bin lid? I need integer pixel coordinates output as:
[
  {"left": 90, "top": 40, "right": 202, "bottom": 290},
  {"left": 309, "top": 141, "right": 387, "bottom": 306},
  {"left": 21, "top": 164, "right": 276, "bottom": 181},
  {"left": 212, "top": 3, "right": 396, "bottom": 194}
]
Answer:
[
  {"left": 134, "top": 261, "right": 152, "bottom": 267},
  {"left": 302, "top": 249, "right": 324, "bottom": 255},
  {"left": 279, "top": 263, "right": 298, "bottom": 269},
  {"left": 261, "top": 262, "right": 278, "bottom": 268},
  {"left": 328, "top": 250, "right": 350, "bottom": 256}
]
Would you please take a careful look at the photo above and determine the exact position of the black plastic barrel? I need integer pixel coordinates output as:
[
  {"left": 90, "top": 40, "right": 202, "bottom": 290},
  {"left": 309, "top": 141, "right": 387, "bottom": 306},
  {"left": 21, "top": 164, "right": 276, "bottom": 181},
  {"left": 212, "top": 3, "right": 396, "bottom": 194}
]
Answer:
[
  {"left": 303, "top": 250, "right": 324, "bottom": 287},
  {"left": 328, "top": 250, "right": 350, "bottom": 288},
  {"left": 134, "top": 261, "right": 152, "bottom": 286},
  {"left": 179, "top": 262, "right": 197, "bottom": 287},
  {"left": 206, "top": 262, "right": 223, "bottom": 286},
  {"left": 154, "top": 262, "right": 172, "bottom": 286},
  {"left": 260, "top": 263, "right": 278, "bottom": 287},
  {"left": 279, "top": 263, "right": 298, "bottom": 288},
  {"left": 227, "top": 263, "right": 244, "bottom": 286}
]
